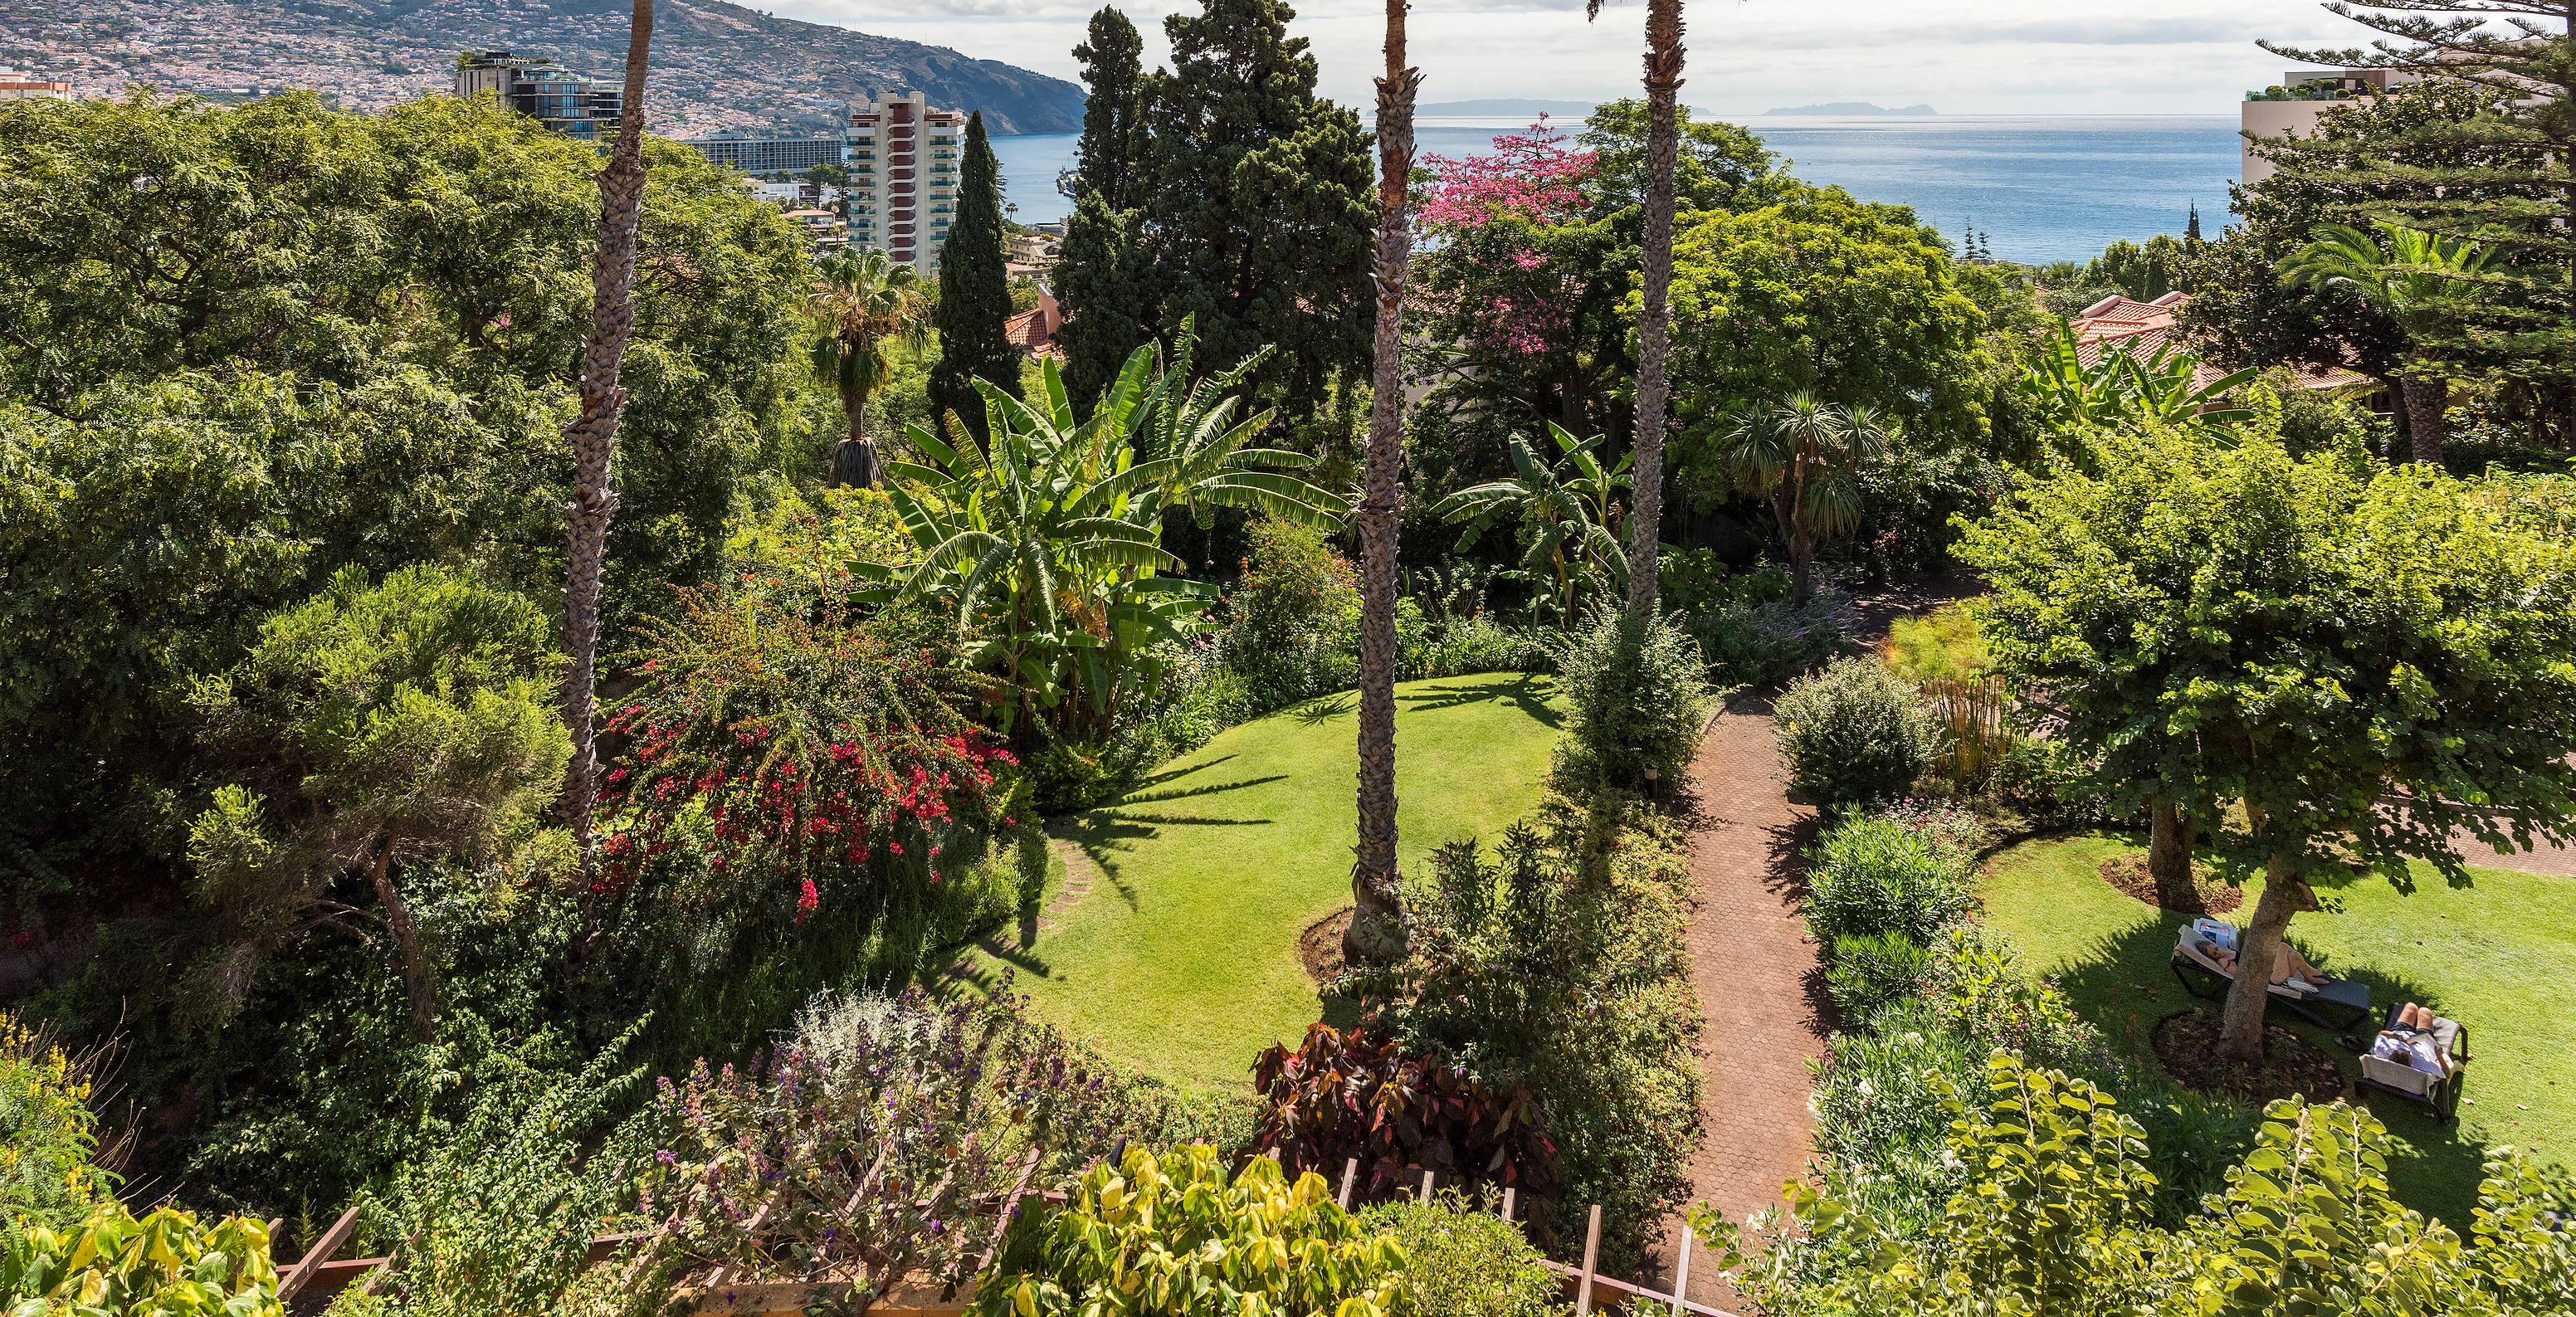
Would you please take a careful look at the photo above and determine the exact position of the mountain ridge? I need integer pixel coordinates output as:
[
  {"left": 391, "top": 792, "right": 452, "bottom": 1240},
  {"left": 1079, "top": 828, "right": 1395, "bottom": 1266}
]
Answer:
[{"left": 0, "top": 0, "right": 1087, "bottom": 136}]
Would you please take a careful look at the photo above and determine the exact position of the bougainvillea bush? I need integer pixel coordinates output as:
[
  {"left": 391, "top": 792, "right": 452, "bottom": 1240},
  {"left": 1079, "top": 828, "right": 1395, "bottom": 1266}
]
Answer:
[{"left": 598, "top": 585, "right": 1025, "bottom": 928}]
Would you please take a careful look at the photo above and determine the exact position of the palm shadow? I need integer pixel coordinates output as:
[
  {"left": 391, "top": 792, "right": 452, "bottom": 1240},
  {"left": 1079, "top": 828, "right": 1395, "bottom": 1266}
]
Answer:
[
  {"left": 2047, "top": 908, "right": 2490, "bottom": 1226},
  {"left": 1397, "top": 673, "right": 1564, "bottom": 728},
  {"left": 1291, "top": 694, "right": 1355, "bottom": 725}
]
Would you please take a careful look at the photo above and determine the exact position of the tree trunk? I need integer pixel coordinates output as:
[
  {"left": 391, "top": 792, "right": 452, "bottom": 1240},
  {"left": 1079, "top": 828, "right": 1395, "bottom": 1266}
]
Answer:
[
  {"left": 370, "top": 844, "right": 437, "bottom": 1043},
  {"left": 2216, "top": 851, "right": 2302, "bottom": 1061},
  {"left": 2147, "top": 801, "right": 2194, "bottom": 899},
  {"left": 558, "top": 0, "right": 654, "bottom": 861},
  {"left": 1347, "top": 0, "right": 1419, "bottom": 967},
  {"left": 1623, "top": 0, "right": 1686, "bottom": 621},
  {"left": 2402, "top": 369, "right": 2447, "bottom": 466},
  {"left": 832, "top": 388, "right": 880, "bottom": 489},
  {"left": 1788, "top": 532, "right": 1813, "bottom": 609}
]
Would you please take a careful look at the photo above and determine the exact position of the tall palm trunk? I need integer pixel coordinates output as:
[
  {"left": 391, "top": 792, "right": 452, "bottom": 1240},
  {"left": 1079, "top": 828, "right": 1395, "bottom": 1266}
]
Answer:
[
  {"left": 1622, "top": 0, "right": 1685, "bottom": 619},
  {"left": 833, "top": 378, "right": 880, "bottom": 488},
  {"left": 2401, "top": 366, "right": 2447, "bottom": 466},
  {"left": 559, "top": 0, "right": 654, "bottom": 861},
  {"left": 1346, "top": 0, "right": 1419, "bottom": 967}
]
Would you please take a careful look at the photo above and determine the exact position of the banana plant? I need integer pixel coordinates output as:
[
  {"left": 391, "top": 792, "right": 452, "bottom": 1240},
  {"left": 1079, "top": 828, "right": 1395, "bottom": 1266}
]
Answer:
[
  {"left": 2017, "top": 319, "right": 2255, "bottom": 458},
  {"left": 1431, "top": 422, "right": 1631, "bottom": 625},
  {"left": 865, "top": 318, "right": 1348, "bottom": 735}
]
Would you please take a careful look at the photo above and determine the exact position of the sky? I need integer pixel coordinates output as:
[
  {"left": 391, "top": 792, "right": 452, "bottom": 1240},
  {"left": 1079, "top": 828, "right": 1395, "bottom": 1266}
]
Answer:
[{"left": 764, "top": 0, "right": 2390, "bottom": 119}]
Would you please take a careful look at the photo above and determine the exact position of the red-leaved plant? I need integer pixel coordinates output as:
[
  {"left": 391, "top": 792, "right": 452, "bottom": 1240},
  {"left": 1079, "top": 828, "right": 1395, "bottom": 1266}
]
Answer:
[{"left": 1248, "top": 1022, "right": 1559, "bottom": 1222}]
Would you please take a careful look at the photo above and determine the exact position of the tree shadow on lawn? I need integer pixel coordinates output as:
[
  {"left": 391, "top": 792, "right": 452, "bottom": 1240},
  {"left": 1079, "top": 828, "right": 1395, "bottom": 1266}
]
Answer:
[
  {"left": 1398, "top": 673, "right": 1564, "bottom": 728},
  {"left": 2048, "top": 913, "right": 2490, "bottom": 1225}
]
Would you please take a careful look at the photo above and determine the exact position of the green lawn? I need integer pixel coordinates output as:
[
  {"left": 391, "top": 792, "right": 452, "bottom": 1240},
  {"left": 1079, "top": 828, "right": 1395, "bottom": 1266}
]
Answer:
[
  {"left": 1981, "top": 831, "right": 2575, "bottom": 1226},
  {"left": 957, "top": 672, "right": 1565, "bottom": 1091}
]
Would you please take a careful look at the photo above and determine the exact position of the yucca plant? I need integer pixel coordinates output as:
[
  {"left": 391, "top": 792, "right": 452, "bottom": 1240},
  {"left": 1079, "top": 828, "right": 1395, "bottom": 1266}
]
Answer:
[
  {"left": 1431, "top": 422, "right": 1631, "bottom": 625},
  {"left": 867, "top": 317, "right": 1347, "bottom": 736},
  {"left": 1720, "top": 393, "right": 1893, "bottom": 607}
]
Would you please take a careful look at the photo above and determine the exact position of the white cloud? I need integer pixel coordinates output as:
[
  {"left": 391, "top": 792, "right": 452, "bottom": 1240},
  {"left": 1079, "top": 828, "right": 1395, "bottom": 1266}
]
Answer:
[{"left": 769, "top": 0, "right": 2384, "bottom": 115}]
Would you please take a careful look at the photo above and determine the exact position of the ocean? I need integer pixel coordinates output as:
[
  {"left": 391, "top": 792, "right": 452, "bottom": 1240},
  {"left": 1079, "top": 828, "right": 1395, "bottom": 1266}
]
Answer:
[{"left": 987, "top": 115, "right": 2244, "bottom": 266}]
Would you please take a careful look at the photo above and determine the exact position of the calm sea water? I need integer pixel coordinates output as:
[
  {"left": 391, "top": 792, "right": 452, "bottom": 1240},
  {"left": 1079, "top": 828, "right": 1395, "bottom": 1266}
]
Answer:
[{"left": 988, "top": 115, "right": 2243, "bottom": 266}]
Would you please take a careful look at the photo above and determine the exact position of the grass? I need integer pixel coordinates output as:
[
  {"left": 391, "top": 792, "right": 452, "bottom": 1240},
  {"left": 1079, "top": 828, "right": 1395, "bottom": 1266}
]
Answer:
[
  {"left": 1981, "top": 830, "right": 2574, "bottom": 1227},
  {"left": 1879, "top": 600, "right": 1989, "bottom": 684},
  {"left": 955, "top": 671, "right": 1566, "bottom": 1093}
]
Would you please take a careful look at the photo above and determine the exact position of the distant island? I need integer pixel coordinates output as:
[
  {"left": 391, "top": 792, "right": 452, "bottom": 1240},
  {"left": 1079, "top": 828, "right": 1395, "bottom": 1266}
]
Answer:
[
  {"left": 1417, "top": 98, "right": 1603, "bottom": 117},
  {"left": 1764, "top": 102, "right": 1938, "bottom": 116}
]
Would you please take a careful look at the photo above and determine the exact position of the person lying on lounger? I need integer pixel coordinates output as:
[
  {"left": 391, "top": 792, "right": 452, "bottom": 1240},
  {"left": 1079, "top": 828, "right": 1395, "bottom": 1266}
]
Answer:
[
  {"left": 2370, "top": 1002, "right": 2455, "bottom": 1077},
  {"left": 2196, "top": 937, "right": 2334, "bottom": 989}
]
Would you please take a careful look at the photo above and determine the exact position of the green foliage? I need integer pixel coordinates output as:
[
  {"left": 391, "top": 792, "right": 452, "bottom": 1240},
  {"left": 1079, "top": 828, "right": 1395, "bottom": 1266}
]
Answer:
[
  {"left": 1683, "top": 583, "right": 1861, "bottom": 689},
  {"left": 1826, "top": 931, "right": 1934, "bottom": 1020},
  {"left": 1221, "top": 515, "right": 1361, "bottom": 712},
  {"left": 1711, "top": 1052, "right": 2576, "bottom": 1316},
  {"left": 875, "top": 330, "right": 1345, "bottom": 739},
  {"left": 1956, "top": 427, "right": 2576, "bottom": 890},
  {"left": 1803, "top": 816, "right": 1974, "bottom": 951},
  {"left": 1715, "top": 393, "right": 1894, "bottom": 604},
  {"left": 975, "top": 1145, "right": 1412, "bottom": 1317},
  {"left": 1773, "top": 657, "right": 1938, "bottom": 807},
  {"left": 1667, "top": 184, "right": 1990, "bottom": 467},
  {"left": 360, "top": 1031, "right": 648, "bottom": 1317},
  {"left": 0, "top": 1204, "right": 282, "bottom": 1315},
  {"left": 1544, "top": 612, "right": 1712, "bottom": 796},
  {"left": 807, "top": 246, "right": 932, "bottom": 467},
  {"left": 1432, "top": 424, "right": 1632, "bottom": 626},
  {"left": 0, "top": 1015, "right": 112, "bottom": 1228},
  {"left": 2013, "top": 319, "right": 2255, "bottom": 451},
  {"left": 1804, "top": 998, "right": 1983, "bottom": 1229},
  {"left": 1376, "top": 802, "right": 1698, "bottom": 1272},
  {"left": 931, "top": 113, "right": 1023, "bottom": 439},
  {"left": 1132, "top": 0, "right": 1375, "bottom": 412},
  {"left": 1072, "top": 7, "right": 1147, "bottom": 212},
  {"left": 1880, "top": 602, "right": 1988, "bottom": 685},
  {"left": 1360, "top": 1193, "right": 1569, "bottom": 1317},
  {"left": 1579, "top": 100, "right": 1780, "bottom": 216},
  {"left": 182, "top": 564, "right": 569, "bottom": 1033}
]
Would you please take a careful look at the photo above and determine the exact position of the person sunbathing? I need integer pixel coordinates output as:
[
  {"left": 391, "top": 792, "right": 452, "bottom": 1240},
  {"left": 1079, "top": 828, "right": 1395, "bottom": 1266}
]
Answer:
[
  {"left": 2198, "top": 938, "right": 2333, "bottom": 989},
  {"left": 2371, "top": 1002, "right": 2454, "bottom": 1077}
]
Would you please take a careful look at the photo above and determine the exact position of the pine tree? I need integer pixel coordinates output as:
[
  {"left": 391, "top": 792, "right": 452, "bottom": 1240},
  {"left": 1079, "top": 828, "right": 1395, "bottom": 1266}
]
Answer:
[
  {"left": 1055, "top": 191, "right": 1156, "bottom": 411},
  {"left": 2262, "top": 0, "right": 2576, "bottom": 441},
  {"left": 1136, "top": 0, "right": 1374, "bottom": 411},
  {"left": 929, "top": 111, "right": 1021, "bottom": 441},
  {"left": 1072, "top": 7, "right": 1146, "bottom": 211}
]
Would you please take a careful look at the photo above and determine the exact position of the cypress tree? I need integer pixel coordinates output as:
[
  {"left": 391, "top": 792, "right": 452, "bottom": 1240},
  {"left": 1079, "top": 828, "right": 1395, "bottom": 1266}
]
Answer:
[
  {"left": 930, "top": 111, "right": 1020, "bottom": 441},
  {"left": 2263, "top": 2, "right": 2576, "bottom": 441},
  {"left": 1136, "top": 0, "right": 1374, "bottom": 411},
  {"left": 1073, "top": 8, "right": 1145, "bottom": 211},
  {"left": 1055, "top": 191, "right": 1157, "bottom": 412}
]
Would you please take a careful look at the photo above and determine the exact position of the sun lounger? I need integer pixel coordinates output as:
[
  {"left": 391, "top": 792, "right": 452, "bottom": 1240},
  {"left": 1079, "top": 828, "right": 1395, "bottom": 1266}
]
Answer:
[
  {"left": 2357, "top": 1006, "right": 2468, "bottom": 1121},
  {"left": 2169, "top": 929, "right": 2372, "bottom": 1030}
]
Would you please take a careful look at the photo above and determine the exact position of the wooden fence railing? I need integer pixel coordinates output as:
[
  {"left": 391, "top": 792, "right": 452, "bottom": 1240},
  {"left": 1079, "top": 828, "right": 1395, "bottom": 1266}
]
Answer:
[{"left": 272, "top": 1156, "right": 1740, "bottom": 1317}]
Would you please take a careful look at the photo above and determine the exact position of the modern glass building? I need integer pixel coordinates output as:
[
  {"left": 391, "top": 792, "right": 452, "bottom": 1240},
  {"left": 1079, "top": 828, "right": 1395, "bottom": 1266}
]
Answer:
[{"left": 454, "top": 52, "right": 622, "bottom": 139}]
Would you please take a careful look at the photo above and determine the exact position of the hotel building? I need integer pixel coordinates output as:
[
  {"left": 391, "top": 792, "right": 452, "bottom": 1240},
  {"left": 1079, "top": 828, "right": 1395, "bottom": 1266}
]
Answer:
[
  {"left": 455, "top": 51, "right": 622, "bottom": 140},
  {"left": 844, "top": 90, "right": 965, "bottom": 273}
]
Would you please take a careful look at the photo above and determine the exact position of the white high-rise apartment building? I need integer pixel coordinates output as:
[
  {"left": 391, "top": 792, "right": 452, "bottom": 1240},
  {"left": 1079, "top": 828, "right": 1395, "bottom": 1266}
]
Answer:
[{"left": 845, "top": 90, "right": 965, "bottom": 274}]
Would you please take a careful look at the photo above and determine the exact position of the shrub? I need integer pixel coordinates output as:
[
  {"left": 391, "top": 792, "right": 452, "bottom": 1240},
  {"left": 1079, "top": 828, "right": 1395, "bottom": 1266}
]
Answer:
[
  {"left": 0, "top": 1204, "right": 281, "bottom": 1315},
  {"left": 1927, "top": 925, "right": 2116, "bottom": 1080},
  {"left": 1377, "top": 801, "right": 1698, "bottom": 1273},
  {"left": 1027, "top": 737, "right": 1116, "bottom": 815},
  {"left": 1546, "top": 612, "right": 1714, "bottom": 796},
  {"left": 1249, "top": 1022, "right": 1559, "bottom": 1207},
  {"left": 974, "top": 1147, "right": 1409, "bottom": 1317},
  {"left": 1988, "top": 731, "right": 2103, "bottom": 827},
  {"left": 1773, "top": 656, "right": 1936, "bottom": 807},
  {"left": 1868, "top": 798, "right": 1985, "bottom": 867},
  {"left": 1803, "top": 816, "right": 1974, "bottom": 951},
  {"left": 0, "top": 1015, "right": 113, "bottom": 1229},
  {"left": 1686, "top": 583, "right": 1861, "bottom": 688},
  {"left": 1826, "top": 931, "right": 1934, "bottom": 1021},
  {"left": 1805, "top": 998, "right": 1983, "bottom": 1230},
  {"left": 1222, "top": 515, "right": 1362, "bottom": 712},
  {"left": 1363, "top": 1192, "right": 1569, "bottom": 1317}
]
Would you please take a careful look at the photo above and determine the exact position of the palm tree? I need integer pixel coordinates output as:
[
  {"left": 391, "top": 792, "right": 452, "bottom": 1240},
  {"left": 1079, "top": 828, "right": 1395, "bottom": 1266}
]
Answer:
[
  {"left": 1432, "top": 423, "right": 1632, "bottom": 624},
  {"left": 2278, "top": 219, "right": 2493, "bottom": 464},
  {"left": 1349, "top": 0, "right": 1423, "bottom": 966},
  {"left": 559, "top": 0, "right": 653, "bottom": 867},
  {"left": 1720, "top": 393, "right": 1891, "bottom": 608},
  {"left": 1590, "top": 0, "right": 1684, "bottom": 619},
  {"left": 811, "top": 248, "right": 932, "bottom": 490}
]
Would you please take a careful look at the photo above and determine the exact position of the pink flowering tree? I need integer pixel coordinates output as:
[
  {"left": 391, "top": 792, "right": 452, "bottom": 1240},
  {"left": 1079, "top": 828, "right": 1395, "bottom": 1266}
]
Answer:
[
  {"left": 1412, "top": 120, "right": 1631, "bottom": 441},
  {"left": 596, "top": 582, "right": 1023, "bottom": 923}
]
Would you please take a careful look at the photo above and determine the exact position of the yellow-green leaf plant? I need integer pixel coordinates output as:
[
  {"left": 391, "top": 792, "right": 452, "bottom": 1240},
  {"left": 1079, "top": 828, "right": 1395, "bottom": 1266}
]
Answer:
[
  {"left": 0, "top": 1203, "right": 283, "bottom": 1315},
  {"left": 974, "top": 1144, "right": 1412, "bottom": 1317}
]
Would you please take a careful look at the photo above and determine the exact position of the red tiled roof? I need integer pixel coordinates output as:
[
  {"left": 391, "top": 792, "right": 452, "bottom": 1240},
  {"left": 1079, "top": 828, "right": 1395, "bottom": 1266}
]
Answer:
[
  {"left": 2071, "top": 292, "right": 2373, "bottom": 393},
  {"left": 1006, "top": 305, "right": 1064, "bottom": 360}
]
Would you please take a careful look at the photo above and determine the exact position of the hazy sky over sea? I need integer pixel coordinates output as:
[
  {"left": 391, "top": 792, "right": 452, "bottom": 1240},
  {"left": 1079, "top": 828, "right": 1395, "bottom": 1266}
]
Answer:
[{"left": 765, "top": 0, "right": 2379, "bottom": 117}]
